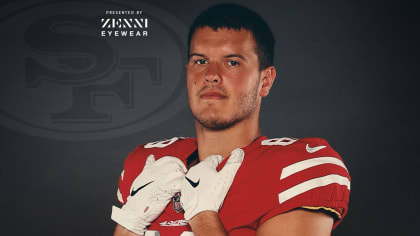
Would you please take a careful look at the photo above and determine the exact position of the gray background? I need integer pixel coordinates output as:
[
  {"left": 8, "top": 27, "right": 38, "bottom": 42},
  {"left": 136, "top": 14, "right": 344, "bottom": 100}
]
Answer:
[{"left": 0, "top": 0, "right": 418, "bottom": 235}]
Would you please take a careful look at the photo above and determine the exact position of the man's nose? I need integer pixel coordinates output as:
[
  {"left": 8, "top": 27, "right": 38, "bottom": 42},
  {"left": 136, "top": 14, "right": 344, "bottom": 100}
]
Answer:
[{"left": 205, "top": 63, "right": 222, "bottom": 84}]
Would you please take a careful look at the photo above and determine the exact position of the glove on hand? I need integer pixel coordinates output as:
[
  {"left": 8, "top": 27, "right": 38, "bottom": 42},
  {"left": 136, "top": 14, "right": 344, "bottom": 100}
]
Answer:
[
  {"left": 111, "top": 155, "right": 187, "bottom": 235},
  {"left": 181, "top": 148, "right": 244, "bottom": 221}
]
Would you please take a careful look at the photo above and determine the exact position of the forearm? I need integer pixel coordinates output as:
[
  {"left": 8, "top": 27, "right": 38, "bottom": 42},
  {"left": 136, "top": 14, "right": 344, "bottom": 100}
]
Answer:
[
  {"left": 113, "top": 224, "right": 143, "bottom": 236},
  {"left": 189, "top": 211, "right": 227, "bottom": 236}
]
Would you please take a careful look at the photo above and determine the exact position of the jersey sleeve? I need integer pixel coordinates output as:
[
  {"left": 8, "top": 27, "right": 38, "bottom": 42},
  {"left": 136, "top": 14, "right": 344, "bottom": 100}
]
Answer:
[
  {"left": 116, "top": 145, "right": 150, "bottom": 205},
  {"left": 259, "top": 137, "right": 351, "bottom": 229}
]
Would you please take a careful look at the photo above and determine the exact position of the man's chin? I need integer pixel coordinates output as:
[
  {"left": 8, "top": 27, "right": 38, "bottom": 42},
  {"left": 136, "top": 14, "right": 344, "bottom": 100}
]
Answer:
[
  {"left": 194, "top": 115, "right": 240, "bottom": 131},
  {"left": 198, "top": 120, "right": 234, "bottom": 130}
]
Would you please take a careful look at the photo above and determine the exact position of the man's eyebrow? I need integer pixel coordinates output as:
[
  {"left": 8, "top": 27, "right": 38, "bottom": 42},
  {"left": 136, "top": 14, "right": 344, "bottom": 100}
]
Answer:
[
  {"left": 189, "top": 53, "right": 247, "bottom": 61},
  {"left": 225, "top": 54, "right": 247, "bottom": 62},
  {"left": 189, "top": 53, "right": 205, "bottom": 58}
]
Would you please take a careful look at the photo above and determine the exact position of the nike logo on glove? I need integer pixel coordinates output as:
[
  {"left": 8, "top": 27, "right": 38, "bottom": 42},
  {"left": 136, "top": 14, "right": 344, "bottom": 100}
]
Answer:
[
  {"left": 130, "top": 181, "right": 154, "bottom": 196},
  {"left": 306, "top": 144, "right": 326, "bottom": 153},
  {"left": 185, "top": 176, "right": 200, "bottom": 188}
]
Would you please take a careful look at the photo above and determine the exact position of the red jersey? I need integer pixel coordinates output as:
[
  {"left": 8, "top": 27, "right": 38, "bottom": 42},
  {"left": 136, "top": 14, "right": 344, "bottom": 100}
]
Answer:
[{"left": 116, "top": 136, "right": 350, "bottom": 236}]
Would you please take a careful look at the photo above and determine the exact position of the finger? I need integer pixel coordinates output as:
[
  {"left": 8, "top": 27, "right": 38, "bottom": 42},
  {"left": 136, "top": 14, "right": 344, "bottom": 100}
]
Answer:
[
  {"left": 170, "top": 158, "right": 188, "bottom": 173},
  {"left": 168, "top": 179, "right": 183, "bottom": 192},
  {"left": 156, "top": 156, "right": 187, "bottom": 173},
  {"left": 200, "top": 154, "right": 223, "bottom": 169},
  {"left": 144, "top": 154, "right": 156, "bottom": 168},
  {"left": 165, "top": 167, "right": 186, "bottom": 181},
  {"left": 225, "top": 148, "right": 244, "bottom": 165},
  {"left": 219, "top": 148, "right": 244, "bottom": 174}
]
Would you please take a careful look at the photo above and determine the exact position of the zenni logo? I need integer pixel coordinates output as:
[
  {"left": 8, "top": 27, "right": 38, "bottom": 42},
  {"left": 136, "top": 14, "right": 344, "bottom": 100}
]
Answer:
[
  {"left": 101, "top": 18, "right": 148, "bottom": 28},
  {"left": 101, "top": 10, "right": 149, "bottom": 37}
]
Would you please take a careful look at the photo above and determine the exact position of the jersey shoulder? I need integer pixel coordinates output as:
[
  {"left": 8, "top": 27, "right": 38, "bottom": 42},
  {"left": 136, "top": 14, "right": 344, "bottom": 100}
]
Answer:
[
  {"left": 258, "top": 137, "right": 342, "bottom": 163},
  {"left": 124, "top": 137, "right": 197, "bottom": 167},
  {"left": 256, "top": 136, "right": 349, "bottom": 185}
]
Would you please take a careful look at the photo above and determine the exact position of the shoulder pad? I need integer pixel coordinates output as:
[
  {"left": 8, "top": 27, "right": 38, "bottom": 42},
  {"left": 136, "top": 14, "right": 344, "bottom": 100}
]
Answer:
[
  {"left": 259, "top": 137, "right": 342, "bottom": 164},
  {"left": 126, "top": 137, "right": 197, "bottom": 165}
]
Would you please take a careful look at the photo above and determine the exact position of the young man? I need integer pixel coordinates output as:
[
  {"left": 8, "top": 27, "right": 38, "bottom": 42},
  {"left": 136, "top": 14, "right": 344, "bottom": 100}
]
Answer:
[{"left": 111, "top": 3, "right": 350, "bottom": 236}]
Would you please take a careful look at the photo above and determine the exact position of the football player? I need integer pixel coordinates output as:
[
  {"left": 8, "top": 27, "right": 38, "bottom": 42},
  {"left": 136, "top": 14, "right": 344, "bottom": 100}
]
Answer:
[{"left": 111, "top": 3, "right": 350, "bottom": 236}]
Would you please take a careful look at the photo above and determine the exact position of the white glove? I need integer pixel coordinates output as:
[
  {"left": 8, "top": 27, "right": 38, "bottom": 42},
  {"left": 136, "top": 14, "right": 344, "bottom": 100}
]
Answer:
[
  {"left": 181, "top": 148, "right": 244, "bottom": 221},
  {"left": 111, "top": 155, "right": 187, "bottom": 235}
]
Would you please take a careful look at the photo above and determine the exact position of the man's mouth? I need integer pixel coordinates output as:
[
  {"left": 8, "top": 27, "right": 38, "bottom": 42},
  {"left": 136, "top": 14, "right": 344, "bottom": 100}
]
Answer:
[{"left": 200, "top": 90, "right": 227, "bottom": 99}]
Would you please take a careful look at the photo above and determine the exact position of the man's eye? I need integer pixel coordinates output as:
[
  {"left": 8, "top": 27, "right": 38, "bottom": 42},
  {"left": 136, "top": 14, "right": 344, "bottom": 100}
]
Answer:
[
  {"left": 195, "top": 59, "right": 208, "bottom": 65},
  {"left": 228, "top": 61, "right": 240, "bottom": 66}
]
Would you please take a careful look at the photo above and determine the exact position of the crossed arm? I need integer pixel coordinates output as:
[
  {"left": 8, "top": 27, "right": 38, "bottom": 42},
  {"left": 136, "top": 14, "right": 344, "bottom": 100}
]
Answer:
[
  {"left": 114, "top": 209, "right": 333, "bottom": 236},
  {"left": 189, "top": 209, "right": 333, "bottom": 236},
  {"left": 112, "top": 150, "right": 334, "bottom": 236}
]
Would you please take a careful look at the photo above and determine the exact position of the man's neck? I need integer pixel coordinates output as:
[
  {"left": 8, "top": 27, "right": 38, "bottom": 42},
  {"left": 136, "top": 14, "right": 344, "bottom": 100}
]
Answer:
[{"left": 195, "top": 116, "right": 261, "bottom": 161}]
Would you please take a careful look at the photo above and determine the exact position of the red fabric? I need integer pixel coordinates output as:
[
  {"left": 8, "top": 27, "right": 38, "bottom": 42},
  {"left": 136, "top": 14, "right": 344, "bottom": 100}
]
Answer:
[{"left": 116, "top": 136, "right": 350, "bottom": 235}]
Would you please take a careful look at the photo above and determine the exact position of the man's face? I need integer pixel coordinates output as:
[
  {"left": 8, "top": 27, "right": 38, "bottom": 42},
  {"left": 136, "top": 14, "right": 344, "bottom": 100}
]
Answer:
[{"left": 187, "top": 27, "right": 264, "bottom": 130}]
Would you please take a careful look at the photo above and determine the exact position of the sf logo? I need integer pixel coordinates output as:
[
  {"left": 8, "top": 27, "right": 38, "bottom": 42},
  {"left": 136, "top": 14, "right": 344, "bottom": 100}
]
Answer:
[{"left": 24, "top": 15, "right": 160, "bottom": 124}]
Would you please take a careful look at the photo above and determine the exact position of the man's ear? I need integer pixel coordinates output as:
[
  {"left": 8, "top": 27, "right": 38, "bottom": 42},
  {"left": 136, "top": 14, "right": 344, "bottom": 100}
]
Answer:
[{"left": 259, "top": 66, "right": 276, "bottom": 97}]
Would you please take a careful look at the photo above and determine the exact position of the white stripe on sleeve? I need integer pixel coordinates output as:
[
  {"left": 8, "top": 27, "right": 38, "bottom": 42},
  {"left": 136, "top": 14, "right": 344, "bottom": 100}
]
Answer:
[
  {"left": 278, "top": 174, "right": 350, "bottom": 204},
  {"left": 280, "top": 157, "right": 348, "bottom": 180}
]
